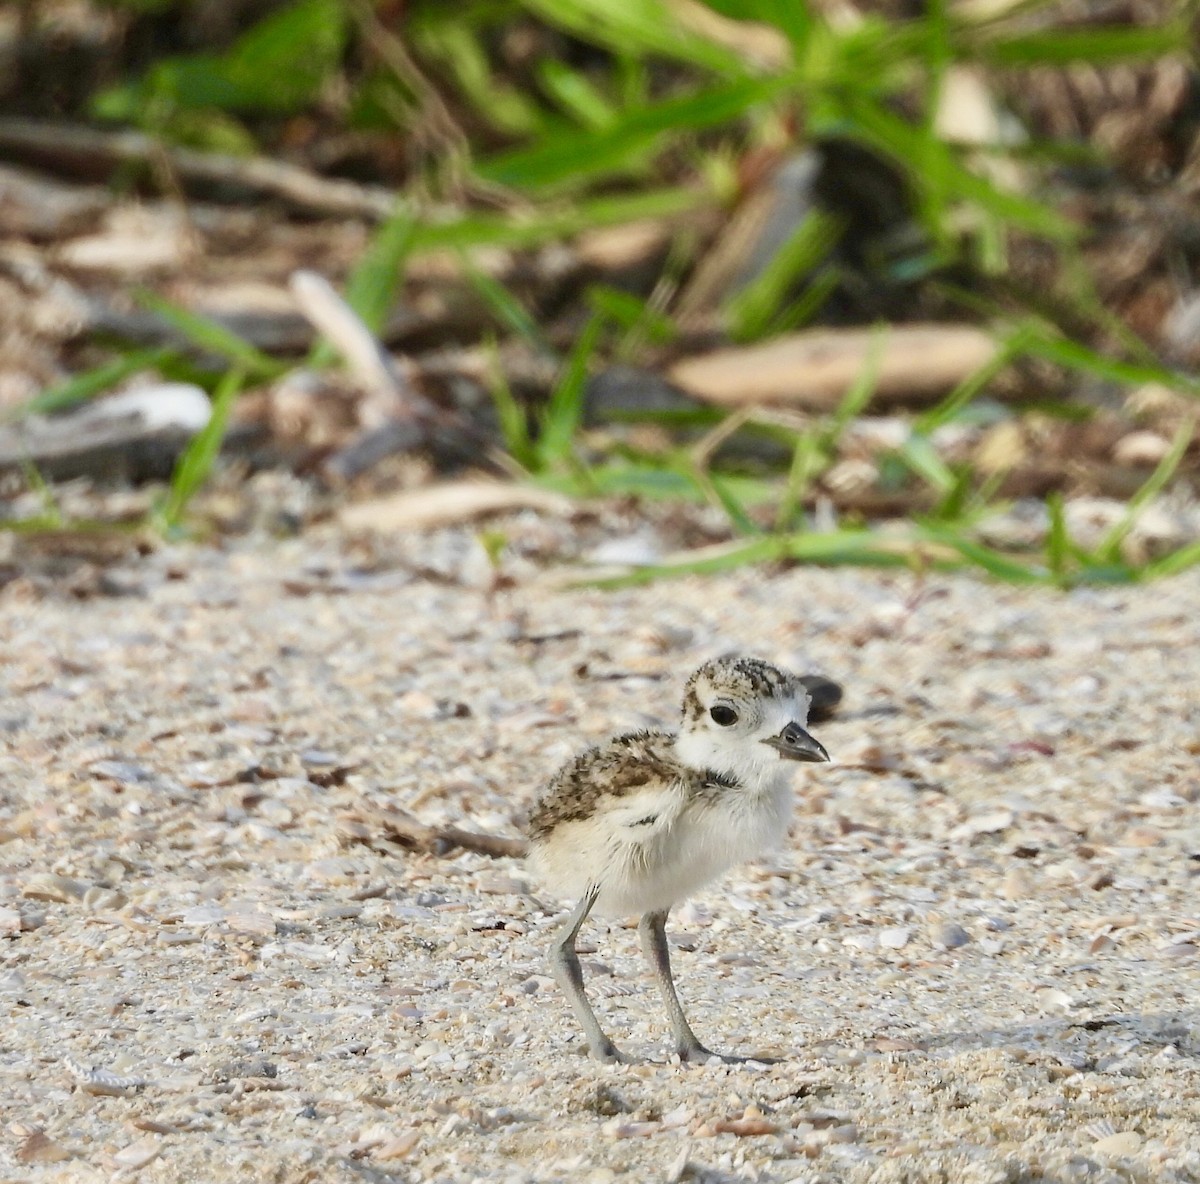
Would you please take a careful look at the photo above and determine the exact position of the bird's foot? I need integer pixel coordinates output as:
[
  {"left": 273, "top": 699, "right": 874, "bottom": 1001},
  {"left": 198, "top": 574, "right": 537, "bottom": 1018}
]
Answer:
[
  {"left": 589, "top": 1038, "right": 633, "bottom": 1065},
  {"left": 676, "top": 1042, "right": 780, "bottom": 1065}
]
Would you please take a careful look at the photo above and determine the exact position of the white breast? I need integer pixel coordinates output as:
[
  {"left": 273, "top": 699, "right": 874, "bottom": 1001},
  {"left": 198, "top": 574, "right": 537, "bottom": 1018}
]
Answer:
[{"left": 529, "top": 772, "right": 794, "bottom": 917}]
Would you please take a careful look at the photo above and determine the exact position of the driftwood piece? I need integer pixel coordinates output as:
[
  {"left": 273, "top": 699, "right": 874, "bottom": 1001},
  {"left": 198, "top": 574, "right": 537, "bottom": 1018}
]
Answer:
[
  {"left": 0, "top": 385, "right": 211, "bottom": 483},
  {"left": 341, "top": 805, "right": 528, "bottom": 860},
  {"left": 289, "top": 270, "right": 412, "bottom": 419},
  {"left": 0, "top": 164, "right": 111, "bottom": 239},
  {"left": 287, "top": 269, "right": 460, "bottom": 483},
  {"left": 339, "top": 480, "right": 572, "bottom": 532},
  {"left": 0, "top": 118, "right": 397, "bottom": 221},
  {"left": 320, "top": 421, "right": 429, "bottom": 485},
  {"left": 668, "top": 325, "right": 999, "bottom": 409}
]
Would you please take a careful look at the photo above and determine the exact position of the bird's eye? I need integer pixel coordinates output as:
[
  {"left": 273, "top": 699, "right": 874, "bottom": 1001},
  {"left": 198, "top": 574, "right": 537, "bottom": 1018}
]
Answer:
[{"left": 709, "top": 705, "right": 738, "bottom": 727}]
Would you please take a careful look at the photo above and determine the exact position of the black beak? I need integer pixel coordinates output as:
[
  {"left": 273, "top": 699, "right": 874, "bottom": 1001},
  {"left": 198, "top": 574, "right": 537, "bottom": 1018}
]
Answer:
[{"left": 762, "top": 722, "right": 829, "bottom": 763}]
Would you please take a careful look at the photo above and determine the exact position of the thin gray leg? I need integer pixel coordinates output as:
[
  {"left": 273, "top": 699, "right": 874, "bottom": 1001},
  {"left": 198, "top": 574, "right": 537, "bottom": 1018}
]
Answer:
[
  {"left": 639, "top": 910, "right": 779, "bottom": 1064},
  {"left": 549, "top": 888, "right": 627, "bottom": 1063},
  {"left": 638, "top": 909, "right": 719, "bottom": 1062}
]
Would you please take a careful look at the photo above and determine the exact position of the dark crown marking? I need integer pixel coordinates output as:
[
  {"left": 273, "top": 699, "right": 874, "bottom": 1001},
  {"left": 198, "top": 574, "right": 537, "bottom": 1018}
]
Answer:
[{"left": 681, "top": 656, "right": 796, "bottom": 723}]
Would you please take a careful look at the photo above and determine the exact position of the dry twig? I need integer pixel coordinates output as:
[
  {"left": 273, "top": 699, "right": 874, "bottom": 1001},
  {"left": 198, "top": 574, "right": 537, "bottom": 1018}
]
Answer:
[
  {"left": 341, "top": 805, "right": 528, "bottom": 860},
  {"left": 0, "top": 118, "right": 397, "bottom": 220}
]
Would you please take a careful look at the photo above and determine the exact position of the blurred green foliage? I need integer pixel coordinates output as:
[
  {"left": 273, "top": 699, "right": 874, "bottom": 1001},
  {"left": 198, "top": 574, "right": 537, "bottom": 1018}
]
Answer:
[{"left": 10, "top": 0, "right": 1197, "bottom": 579}]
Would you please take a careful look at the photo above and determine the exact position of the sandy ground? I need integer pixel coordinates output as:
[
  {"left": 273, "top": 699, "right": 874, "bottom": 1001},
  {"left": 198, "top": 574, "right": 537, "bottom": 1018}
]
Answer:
[{"left": 1, "top": 524, "right": 1198, "bottom": 1184}]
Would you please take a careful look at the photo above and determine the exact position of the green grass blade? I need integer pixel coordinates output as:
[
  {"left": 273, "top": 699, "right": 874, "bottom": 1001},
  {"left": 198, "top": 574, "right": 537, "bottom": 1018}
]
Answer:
[
  {"left": 778, "top": 530, "right": 917, "bottom": 567},
  {"left": 774, "top": 329, "right": 882, "bottom": 529},
  {"left": 774, "top": 430, "right": 824, "bottom": 530},
  {"left": 94, "top": 0, "right": 346, "bottom": 124},
  {"left": 587, "top": 285, "right": 678, "bottom": 355},
  {"left": 483, "top": 337, "right": 536, "bottom": 470},
  {"left": 921, "top": 524, "right": 1045, "bottom": 583},
  {"left": 894, "top": 433, "right": 956, "bottom": 494},
  {"left": 831, "top": 326, "right": 885, "bottom": 437},
  {"left": 410, "top": 187, "right": 704, "bottom": 254},
  {"left": 542, "top": 466, "right": 675, "bottom": 498},
  {"left": 2, "top": 349, "right": 173, "bottom": 422},
  {"left": 517, "top": 0, "right": 749, "bottom": 75},
  {"left": 1044, "top": 491, "right": 1069, "bottom": 585},
  {"left": 709, "top": 472, "right": 760, "bottom": 536},
  {"left": 841, "top": 98, "right": 1076, "bottom": 239},
  {"left": 479, "top": 71, "right": 800, "bottom": 191},
  {"left": 586, "top": 536, "right": 788, "bottom": 587},
  {"left": 750, "top": 0, "right": 812, "bottom": 47},
  {"left": 537, "top": 314, "right": 604, "bottom": 468},
  {"left": 916, "top": 324, "right": 1033, "bottom": 433},
  {"left": 536, "top": 461, "right": 774, "bottom": 504},
  {"left": 536, "top": 58, "right": 618, "bottom": 129},
  {"left": 769, "top": 268, "right": 840, "bottom": 336},
  {"left": 1023, "top": 332, "right": 1200, "bottom": 396},
  {"left": 917, "top": 0, "right": 953, "bottom": 244},
  {"left": 1095, "top": 416, "right": 1195, "bottom": 563},
  {"left": 343, "top": 207, "right": 417, "bottom": 335},
  {"left": 158, "top": 368, "right": 244, "bottom": 531},
  {"left": 1142, "top": 539, "right": 1200, "bottom": 581},
  {"left": 726, "top": 211, "right": 844, "bottom": 342},
  {"left": 136, "top": 291, "right": 282, "bottom": 378},
  {"left": 462, "top": 259, "right": 543, "bottom": 346},
  {"left": 930, "top": 465, "right": 975, "bottom": 522},
  {"left": 414, "top": 18, "right": 541, "bottom": 137},
  {"left": 16, "top": 458, "right": 63, "bottom": 528},
  {"left": 586, "top": 528, "right": 934, "bottom": 588},
  {"left": 972, "top": 24, "right": 1185, "bottom": 67},
  {"left": 309, "top": 206, "right": 417, "bottom": 369}
]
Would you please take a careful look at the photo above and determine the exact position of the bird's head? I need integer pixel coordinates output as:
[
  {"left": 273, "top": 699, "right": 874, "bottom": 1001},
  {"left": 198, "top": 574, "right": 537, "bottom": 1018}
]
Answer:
[{"left": 674, "top": 656, "right": 829, "bottom": 783}]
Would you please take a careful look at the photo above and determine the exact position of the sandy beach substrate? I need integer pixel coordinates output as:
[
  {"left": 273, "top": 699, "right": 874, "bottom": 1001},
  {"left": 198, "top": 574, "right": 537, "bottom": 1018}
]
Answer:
[{"left": 1, "top": 526, "right": 1198, "bottom": 1183}]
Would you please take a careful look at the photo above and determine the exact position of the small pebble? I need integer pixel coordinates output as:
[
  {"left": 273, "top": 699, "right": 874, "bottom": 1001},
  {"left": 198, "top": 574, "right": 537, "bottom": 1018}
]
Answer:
[
  {"left": 1159, "top": 942, "right": 1197, "bottom": 959},
  {"left": 475, "top": 874, "right": 527, "bottom": 895},
  {"left": 82, "top": 887, "right": 127, "bottom": 911},
  {"left": 1036, "top": 987, "right": 1074, "bottom": 1013},
  {"left": 226, "top": 907, "right": 277, "bottom": 937},
  {"left": 1122, "top": 825, "right": 1165, "bottom": 847},
  {"left": 1113, "top": 431, "right": 1169, "bottom": 466},
  {"left": 90, "top": 760, "right": 154, "bottom": 784},
  {"left": 949, "top": 809, "right": 1014, "bottom": 841},
  {"left": 373, "top": 1132, "right": 420, "bottom": 1161},
  {"left": 1002, "top": 867, "right": 1031, "bottom": 900},
  {"left": 1094, "top": 1130, "right": 1143, "bottom": 1157},
  {"left": 22, "top": 875, "right": 89, "bottom": 903},
  {"left": 933, "top": 922, "right": 970, "bottom": 950},
  {"left": 878, "top": 926, "right": 911, "bottom": 950},
  {"left": 112, "top": 1136, "right": 162, "bottom": 1170},
  {"left": 16, "top": 1130, "right": 72, "bottom": 1165}
]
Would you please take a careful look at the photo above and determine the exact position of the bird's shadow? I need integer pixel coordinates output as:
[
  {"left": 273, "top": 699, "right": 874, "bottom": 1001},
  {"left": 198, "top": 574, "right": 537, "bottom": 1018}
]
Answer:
[
  {"left": 886, "top": 1008, "right": 1200, "bottom": 1062},
  {"left": 556, "top": 1010, "right": 1200, "bottom": 1079}
]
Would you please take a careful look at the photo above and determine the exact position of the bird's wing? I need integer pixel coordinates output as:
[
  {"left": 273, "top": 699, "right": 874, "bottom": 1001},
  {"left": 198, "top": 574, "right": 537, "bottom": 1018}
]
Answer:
[
  {"left": 529, "top": 729, "right": 691, "bottom": 850},
  {"left": 599, "top": 778, "right": 687, "bottom": 839}
]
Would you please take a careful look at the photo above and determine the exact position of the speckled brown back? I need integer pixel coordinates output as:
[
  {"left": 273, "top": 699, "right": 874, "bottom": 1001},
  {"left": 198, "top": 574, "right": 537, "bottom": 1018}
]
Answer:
[
  {"left": 526, "top": 728, "right": 747, "bottom": 841},
  {"left": 526, "top": 730, "right": 683, "bottom": 839}
]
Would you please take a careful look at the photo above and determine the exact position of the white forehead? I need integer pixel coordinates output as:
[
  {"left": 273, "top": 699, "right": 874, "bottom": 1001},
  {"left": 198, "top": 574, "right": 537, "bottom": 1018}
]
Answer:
[
  {"left": 758, "top": 688, "right": 810, "bottom": 729},
  {"left": 683, "top": 658, "right": 810, "bottom": 726}
]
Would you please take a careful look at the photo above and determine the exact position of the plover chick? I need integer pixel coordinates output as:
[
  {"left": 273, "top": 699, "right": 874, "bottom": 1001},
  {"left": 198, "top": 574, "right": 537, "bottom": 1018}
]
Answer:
[{"left": 527, "top": 656, "right": 831, "bottom": 1064}]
